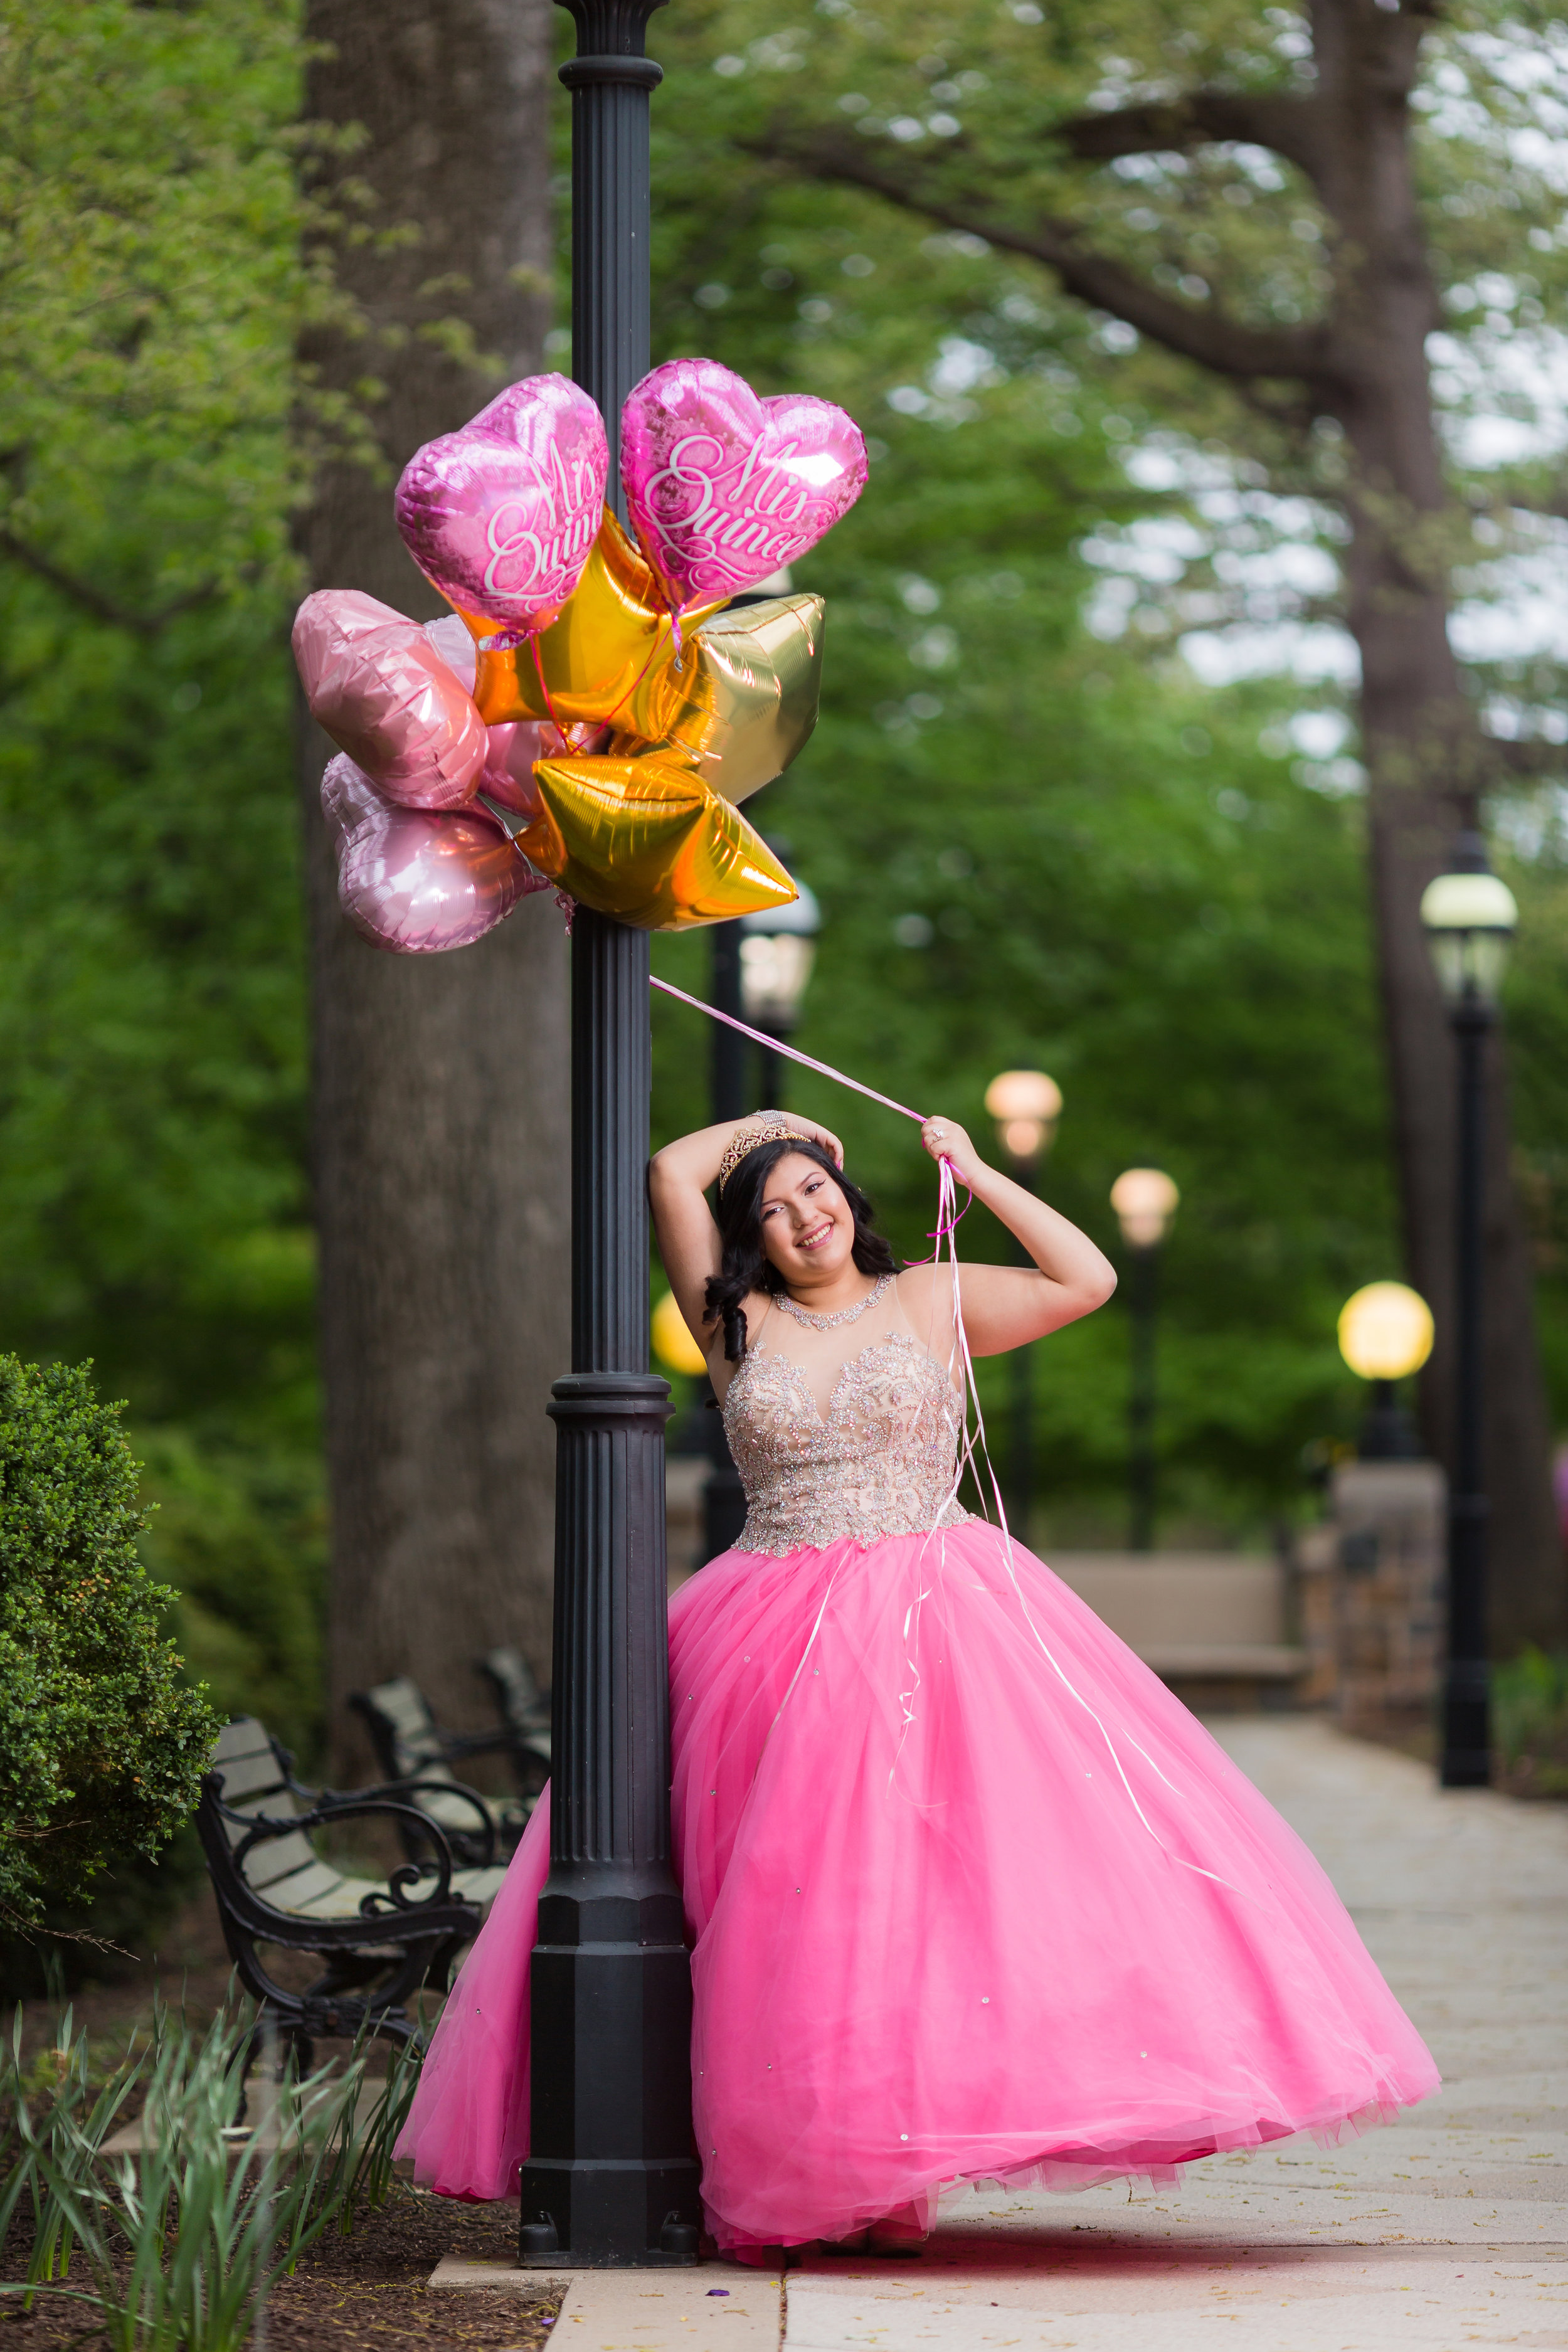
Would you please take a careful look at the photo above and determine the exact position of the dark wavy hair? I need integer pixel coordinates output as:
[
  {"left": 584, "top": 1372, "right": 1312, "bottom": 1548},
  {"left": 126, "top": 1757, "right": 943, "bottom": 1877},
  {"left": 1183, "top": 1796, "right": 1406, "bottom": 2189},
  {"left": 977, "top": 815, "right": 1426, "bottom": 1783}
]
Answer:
[{"left": 704, "top": 1136, "right": 898, "bottom": 1363}]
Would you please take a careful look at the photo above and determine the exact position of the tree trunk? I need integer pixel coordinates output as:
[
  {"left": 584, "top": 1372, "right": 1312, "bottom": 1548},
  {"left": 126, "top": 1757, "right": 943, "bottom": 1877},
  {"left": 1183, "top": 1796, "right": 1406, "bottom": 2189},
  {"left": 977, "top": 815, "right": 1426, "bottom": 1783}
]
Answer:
[
  {"left": 1316, "top": 0, "right": 1564, "bottom": 1649},
  {"left": 299, "top": 0, "right": 570, "bottom": 1776}
]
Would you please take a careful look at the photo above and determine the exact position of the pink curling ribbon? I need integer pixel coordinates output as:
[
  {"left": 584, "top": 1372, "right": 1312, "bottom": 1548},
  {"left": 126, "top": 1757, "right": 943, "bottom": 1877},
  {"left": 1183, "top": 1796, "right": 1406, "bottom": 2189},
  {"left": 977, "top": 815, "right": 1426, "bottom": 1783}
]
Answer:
[{"left": 649, "top": 974, "right": 1248, "bottom": 1901}]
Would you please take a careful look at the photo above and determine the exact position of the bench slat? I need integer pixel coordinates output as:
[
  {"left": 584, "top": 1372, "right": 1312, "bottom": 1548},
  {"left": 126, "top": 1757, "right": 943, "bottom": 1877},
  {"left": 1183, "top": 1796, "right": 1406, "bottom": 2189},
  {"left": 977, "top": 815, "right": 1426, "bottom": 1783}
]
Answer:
[
  {"left": 240, "top": 1832, "right": 321, "bottom": 1889},
  {"left": 246, "top": 1859, "right": 351, "bottom": 1911}
]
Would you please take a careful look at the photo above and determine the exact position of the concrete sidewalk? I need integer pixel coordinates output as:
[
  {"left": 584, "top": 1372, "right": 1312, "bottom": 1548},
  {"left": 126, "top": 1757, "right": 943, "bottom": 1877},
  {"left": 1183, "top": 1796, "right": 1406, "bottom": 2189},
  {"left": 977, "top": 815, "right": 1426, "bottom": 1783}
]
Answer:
[{"left": 439, "top": 1717, "right": 1568, "bottom": 2348}]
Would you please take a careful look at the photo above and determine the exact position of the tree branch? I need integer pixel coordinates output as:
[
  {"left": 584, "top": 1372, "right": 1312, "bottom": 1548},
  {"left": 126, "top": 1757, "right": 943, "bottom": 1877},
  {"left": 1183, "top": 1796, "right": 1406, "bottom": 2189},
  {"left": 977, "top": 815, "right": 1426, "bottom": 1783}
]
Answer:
[
  {"left": 1486, "top": 735, "right": 1568, "bottom": 778},
  {"left": 0, "top": 527, "right": 221, "bottom": 634},
  {"left": 1056, "top": 88, "right": 1327, "bottom": 186},
  {"left": 756, "top": 127, "right": 1337, "bottom": 389}
]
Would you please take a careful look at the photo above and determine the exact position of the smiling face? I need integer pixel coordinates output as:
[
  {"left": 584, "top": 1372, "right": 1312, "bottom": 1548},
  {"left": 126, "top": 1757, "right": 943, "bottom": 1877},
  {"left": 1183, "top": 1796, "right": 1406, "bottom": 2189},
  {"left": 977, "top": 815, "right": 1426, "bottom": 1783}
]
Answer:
[{"left": 757, "top": 1150, "right": 857, "bottom": 1287}]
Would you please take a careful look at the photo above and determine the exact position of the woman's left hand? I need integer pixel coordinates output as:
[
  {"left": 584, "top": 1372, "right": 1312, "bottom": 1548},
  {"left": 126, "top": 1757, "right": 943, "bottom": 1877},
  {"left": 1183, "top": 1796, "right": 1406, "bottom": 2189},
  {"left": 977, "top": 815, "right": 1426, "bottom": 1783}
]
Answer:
[{"left": 920, "top": 1115, "right": 985, "bottom": 1185}]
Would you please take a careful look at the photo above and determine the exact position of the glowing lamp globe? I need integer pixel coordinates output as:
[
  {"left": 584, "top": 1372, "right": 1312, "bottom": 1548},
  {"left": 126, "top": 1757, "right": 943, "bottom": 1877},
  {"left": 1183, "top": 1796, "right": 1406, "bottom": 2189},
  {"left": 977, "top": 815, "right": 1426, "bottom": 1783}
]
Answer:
[
  {"left": 983, "top": 1069, "right": 1062, "bottom": 1163},
  {"left": 1419, "top": 866, "right": 1517, "bottom": 1009},
  {"left": 1110, "top": 1167, "right": 1179, "bottom": 1249},
  {"left": 652, "top": 1289, "right": 707, "bottom": 1379},
  {"left": 740, "top": 882, "right": 822, "bottom": 1032},
  {"left": 1337, "top": 1282, "right": 1434, "bottom": 1383}
]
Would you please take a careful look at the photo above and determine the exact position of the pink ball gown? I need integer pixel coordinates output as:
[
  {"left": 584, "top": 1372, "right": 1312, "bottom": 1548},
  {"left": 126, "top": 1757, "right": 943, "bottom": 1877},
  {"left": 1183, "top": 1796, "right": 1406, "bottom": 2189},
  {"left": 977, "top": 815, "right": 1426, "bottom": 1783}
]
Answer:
[{"left": 396, "top": 1272, "right": 1438, "bottom": 2255}]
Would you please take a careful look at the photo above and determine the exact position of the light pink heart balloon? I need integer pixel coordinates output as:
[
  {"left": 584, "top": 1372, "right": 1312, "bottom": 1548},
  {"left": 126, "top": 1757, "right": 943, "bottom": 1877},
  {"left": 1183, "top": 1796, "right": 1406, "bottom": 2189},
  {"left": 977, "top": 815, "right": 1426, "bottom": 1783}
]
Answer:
[
  {"left": 395, "top": 373, "right": 609, "bottom": 640},
  {"left": 320, "top": 753, "right": 546, "bottom": 953},
  {"left": 474, "top": 719, "right": 610, "bottom": 820},
  {"left": 621, "top": 358, "right": 867, "bottom": 613},
  {"left": 294, "top": 590, "right": 487, "bottom": 811}
]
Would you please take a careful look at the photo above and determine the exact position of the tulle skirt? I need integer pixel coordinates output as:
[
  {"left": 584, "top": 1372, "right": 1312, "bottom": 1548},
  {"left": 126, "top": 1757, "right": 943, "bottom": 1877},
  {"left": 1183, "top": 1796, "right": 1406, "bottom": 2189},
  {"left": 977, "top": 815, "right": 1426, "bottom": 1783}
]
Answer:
[{"left": 395, "top": 1520, "right": 1438, "bottom": 2253}]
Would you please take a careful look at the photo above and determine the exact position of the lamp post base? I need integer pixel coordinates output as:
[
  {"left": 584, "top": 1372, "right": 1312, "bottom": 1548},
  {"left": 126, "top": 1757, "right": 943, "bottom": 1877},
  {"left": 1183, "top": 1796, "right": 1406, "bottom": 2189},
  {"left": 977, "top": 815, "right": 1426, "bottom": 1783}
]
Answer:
[
  {"left": 523, "top": 1365, "right": 701, "bottom": 2267},
  {"left": 1439, "top": 1655, "right": 1492, "bottom": 1789},
  {"left": 517, "top": 2157, "right": 702, "bottom": 2267}
]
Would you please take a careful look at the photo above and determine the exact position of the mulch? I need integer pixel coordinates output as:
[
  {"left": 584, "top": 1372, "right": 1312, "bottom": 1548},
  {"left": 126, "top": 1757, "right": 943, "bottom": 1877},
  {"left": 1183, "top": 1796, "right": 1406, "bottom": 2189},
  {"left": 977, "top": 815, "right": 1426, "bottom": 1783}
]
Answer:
[{"left": 1, "top": 2185, "right": 562, "bottom": 2352}]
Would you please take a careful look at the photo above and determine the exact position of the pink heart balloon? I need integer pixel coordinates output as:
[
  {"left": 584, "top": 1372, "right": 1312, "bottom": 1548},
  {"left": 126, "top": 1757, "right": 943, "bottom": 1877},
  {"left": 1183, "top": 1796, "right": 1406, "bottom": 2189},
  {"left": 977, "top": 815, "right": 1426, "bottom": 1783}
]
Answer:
[
  {"left": 395, "top": 373, "right": 609, "bottom": 640},
  {"left": 474, "top": 718, "right": 610, "bottom": 820},
  {"left": 294, "top": 590, "right": 487, "bottom": 811},
  {"left": 320, "top": 753, "right": 546, "bottom": 953},
  {"left": 621, "top": 358, "right": 867, "bottom": 613}
]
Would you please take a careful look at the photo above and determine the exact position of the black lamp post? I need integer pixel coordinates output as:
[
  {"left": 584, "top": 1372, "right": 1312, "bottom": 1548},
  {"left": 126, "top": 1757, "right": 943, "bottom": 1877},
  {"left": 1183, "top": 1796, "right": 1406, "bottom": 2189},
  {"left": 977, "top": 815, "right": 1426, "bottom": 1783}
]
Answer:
[
  {"left": 983, "top": 1070, "right": 1062, "bottom": 1537},
  {"left": 699, "top": 919, "right": 751, "bottom": 1564},
  {"left": 1110, "top": 1168, "right": 1179, "bottom": 1552},
  {"left": 739, "top": 883, "right": 821, "bottom": 1107},
  {"left": 1420, "top": 835, "right": 1518, "bottom": 1791},
  {"left": 517, "top": 0, "right": 701, "bottom": 2270}
]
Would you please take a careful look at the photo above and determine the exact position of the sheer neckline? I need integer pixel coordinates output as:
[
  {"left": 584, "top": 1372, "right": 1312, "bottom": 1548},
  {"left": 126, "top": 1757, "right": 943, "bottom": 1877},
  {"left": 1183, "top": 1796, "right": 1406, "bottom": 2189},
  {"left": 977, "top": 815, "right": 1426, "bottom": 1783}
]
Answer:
[{"left": 734, "top": 1330, "right": 922, "bottom": 1434}]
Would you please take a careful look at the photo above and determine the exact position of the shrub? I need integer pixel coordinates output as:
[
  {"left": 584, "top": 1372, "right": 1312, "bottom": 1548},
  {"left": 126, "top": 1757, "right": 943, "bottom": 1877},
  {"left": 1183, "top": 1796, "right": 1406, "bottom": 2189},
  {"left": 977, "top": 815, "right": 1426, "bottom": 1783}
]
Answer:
[
  {"left": 0, "top": 1355, "right": 219, "bottom": 1934},
  {"left": 1494, "top": 1646, "right": 1568, "bottom": 1799}
]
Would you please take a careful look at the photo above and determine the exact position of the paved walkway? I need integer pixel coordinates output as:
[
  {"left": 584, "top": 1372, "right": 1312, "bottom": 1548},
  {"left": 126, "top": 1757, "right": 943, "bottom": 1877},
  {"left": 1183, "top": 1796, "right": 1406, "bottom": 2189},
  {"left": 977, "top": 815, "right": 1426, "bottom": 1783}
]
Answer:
[{"left": 438, "top": 1717, "right": 1568, "bottom": 2348}]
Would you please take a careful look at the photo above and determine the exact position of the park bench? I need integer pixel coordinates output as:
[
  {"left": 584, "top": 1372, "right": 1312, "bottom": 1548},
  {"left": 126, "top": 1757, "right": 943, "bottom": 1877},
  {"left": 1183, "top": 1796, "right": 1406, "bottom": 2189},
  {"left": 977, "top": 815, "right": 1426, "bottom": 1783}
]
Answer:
[
  {"left": 474, "top": 1643, "right": 553, "bottom": 1762},
  {"left": 196, "top": 1716, "right": 507, "bottom": 2073},
  {"left": 348, "top": 1670, "right": 549, "bottom": 1867}
]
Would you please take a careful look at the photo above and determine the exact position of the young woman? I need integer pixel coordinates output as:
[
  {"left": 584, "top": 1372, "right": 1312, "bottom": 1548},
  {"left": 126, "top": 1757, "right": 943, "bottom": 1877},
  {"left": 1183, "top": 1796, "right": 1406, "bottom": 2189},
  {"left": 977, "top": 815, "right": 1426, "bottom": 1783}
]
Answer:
[{"left": 397, "top": 1109, "right": 1438, "bottom": 2259}]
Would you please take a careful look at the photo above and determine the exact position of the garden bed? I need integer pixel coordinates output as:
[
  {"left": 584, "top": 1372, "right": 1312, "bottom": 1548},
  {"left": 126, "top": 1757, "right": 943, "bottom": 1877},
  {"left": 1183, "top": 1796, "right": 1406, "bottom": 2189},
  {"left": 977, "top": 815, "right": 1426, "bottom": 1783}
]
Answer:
[{"left": 3, "top": 2184, "right": 560, "bottom": 2352}]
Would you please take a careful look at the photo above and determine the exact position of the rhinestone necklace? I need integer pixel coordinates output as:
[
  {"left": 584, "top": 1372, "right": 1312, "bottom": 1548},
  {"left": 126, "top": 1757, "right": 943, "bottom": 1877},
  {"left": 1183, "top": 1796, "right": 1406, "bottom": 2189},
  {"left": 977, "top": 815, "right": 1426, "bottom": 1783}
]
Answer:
[{"left": 776, "top": 1272, "right": 892, "bottom": 1330}]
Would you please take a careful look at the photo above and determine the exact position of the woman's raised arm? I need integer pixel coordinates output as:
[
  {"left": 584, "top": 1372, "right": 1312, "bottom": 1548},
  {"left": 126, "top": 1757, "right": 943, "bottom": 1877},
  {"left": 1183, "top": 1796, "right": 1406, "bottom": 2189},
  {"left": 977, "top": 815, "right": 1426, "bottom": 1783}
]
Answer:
[
  {"left": 648, "top": 1112, "right": 844, "bottom": 1359},
  {"left": 899, "top": 1115, "right": 1117, "bottom": 1359}
]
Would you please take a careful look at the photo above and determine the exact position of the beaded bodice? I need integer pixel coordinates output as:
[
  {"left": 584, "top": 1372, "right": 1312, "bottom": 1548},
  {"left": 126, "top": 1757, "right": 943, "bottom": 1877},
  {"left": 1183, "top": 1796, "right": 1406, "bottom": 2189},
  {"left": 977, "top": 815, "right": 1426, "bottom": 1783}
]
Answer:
[{"left": 720, "top": 1278, "right": 972, "bottom": 1555}]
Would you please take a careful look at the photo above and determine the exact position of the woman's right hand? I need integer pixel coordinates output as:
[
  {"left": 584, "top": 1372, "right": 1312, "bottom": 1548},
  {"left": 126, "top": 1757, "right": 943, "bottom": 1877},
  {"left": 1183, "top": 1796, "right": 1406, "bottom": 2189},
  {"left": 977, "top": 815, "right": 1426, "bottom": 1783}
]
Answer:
[{"left": 762, "top": 1111, "right": 844, "bottom": 1169}]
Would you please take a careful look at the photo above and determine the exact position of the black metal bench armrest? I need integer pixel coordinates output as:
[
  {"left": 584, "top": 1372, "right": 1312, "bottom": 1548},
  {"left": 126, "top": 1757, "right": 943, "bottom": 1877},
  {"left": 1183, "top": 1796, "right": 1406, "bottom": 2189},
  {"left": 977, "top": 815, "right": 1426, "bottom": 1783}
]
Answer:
[
  {"left": 453, "top": 1725, "right": 552, "bottom": 1774},
  {"left": 208, "top": 1788, "right": 462, "bottom": 1914},
  {"left": 368, "top": 1775, "right": 501, "bottom": 1868},
  {"left": 437, "top": 1726, "right": 524, "bottom": 1764}
]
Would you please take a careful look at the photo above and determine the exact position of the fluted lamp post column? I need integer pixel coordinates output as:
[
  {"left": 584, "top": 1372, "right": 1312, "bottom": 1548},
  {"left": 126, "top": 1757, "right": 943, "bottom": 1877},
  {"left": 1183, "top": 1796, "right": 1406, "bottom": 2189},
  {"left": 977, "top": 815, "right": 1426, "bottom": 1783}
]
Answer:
[
  {"left": 1110, "top": 1168, "right": 1179, "bottom": 1552},
  {"left": 1419, "top": 837, "right": 1518, "bottom": 1791},
  {"left": 518, "top": 0, "right": 701, "bottom": 2270},
  {"left": 983, "top": 1070, "right": 1062, "bottom": 1535}
]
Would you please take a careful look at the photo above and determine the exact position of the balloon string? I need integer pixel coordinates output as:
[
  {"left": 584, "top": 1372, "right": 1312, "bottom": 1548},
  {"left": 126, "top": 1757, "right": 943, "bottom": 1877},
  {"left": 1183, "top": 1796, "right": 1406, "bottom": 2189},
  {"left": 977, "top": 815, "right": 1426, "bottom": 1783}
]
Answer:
[
  {"left": 594, "top": 628, "right": 670, "bottom": 738},
  {"left": 649, "top": 977, "right": 928, "bottom": 1126}
]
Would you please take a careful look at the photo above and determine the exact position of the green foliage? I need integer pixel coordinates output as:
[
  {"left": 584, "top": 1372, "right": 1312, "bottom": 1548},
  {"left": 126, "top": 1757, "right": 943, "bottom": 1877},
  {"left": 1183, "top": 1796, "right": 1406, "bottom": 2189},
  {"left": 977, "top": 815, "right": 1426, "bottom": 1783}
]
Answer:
[
  {"left": 645, "top": 8, "right": 1402, "bottom": 1533},
  {"left": 0, "top": 1830, "right": 208, "bottom": 2003},
  {"left": 137, "top": 1430, "right": 326, "bottom": 1765},
  {"left": 0, "top": 1356, "right": 218, "bottom": 1932},
  {"left": 0, "top": 4, "right": 324, "bottom": 1744},
  {"left": 0, "top": 1999, "right": 419, "bottom": 2349},
  {"left": 1493, "top": 1645, "right": 1568, "bottom": 1798}
]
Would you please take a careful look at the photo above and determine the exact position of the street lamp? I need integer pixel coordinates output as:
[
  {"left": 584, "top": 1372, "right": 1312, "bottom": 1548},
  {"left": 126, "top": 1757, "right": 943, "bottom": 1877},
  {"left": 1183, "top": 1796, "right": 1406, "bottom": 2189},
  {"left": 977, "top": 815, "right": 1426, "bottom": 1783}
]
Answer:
[
  {"left": 518, "top": 0, "right": 701, "bottom": 2271},
  {"left": 1420, "top": 834, "right": 1518, "bottom": 1790},
  {"left": 983, "top": 1071, "right": 1063, "bottom": 1535},
  {"left": 1110, "top": 1168, "right": 1179, "bottom": 1551},
  {"left": 1337, "top": 1281, "right": 1434, "bottom": 1460},
  {"left": 740, "top": 883, "right": 822, "bottom": 1106}
]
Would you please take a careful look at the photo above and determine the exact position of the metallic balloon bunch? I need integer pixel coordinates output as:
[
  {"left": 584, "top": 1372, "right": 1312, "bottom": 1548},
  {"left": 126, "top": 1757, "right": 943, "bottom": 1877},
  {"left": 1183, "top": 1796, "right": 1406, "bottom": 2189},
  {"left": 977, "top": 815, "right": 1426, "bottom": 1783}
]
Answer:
[{"left": 292, "top": 359, "right": 867, "bottom": 953}]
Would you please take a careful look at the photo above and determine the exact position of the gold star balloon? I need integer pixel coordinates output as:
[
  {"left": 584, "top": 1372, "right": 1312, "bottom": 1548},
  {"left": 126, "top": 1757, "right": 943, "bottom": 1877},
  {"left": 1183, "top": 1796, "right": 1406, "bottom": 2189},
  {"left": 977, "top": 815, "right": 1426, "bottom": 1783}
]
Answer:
[
  {"left": 482, "top": 755, "right": 797, "bottom": 932},
  {"left": 457, "top": 507, "right": 824, "bottom": 929}
]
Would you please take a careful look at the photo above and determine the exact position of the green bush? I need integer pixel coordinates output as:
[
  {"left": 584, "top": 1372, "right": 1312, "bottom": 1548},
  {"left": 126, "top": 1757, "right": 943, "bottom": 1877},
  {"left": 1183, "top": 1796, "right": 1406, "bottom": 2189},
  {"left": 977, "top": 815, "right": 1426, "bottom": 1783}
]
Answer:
[
  {"left": 1494, "top": 1646, "right": 1568, "bottom": 1798},
  {"left": 0, "top": 1355, "right": 219, "bottom": 1934}
]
